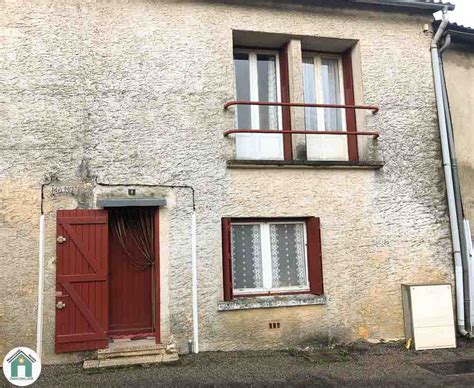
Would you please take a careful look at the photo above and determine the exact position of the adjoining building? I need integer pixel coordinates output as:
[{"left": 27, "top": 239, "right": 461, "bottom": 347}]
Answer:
[{"left": 432, "top": 18, "right": 474, "bottom": 337}]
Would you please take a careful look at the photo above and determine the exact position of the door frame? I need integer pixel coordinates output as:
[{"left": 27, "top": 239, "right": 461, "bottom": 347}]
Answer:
[
  {"left": 107, "top": 207, "right": 161, "bottom": 343},
  {"left": 153, "top": 208, "right": 161, "bottom": 344}
]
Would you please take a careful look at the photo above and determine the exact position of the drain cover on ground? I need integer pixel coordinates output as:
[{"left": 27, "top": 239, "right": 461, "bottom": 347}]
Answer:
[{"left": 419, "top": 360, "right": 474, "bottom": 375}]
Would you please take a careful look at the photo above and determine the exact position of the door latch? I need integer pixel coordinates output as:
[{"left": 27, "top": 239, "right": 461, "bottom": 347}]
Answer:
[
  {"left": 57, "top": 236, "right": 67, "bottom": 243},
  {"left": 56, "top": 301, "right": 66, "bottom": 310}
]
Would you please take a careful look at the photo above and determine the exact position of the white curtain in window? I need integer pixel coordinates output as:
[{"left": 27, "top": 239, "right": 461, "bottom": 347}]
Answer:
[
  {"left": 234, "top": 52, "right": 251, "bottom": 130},
  {"left": 267, "top": 56, "right": 278, "bottom": 129},
  {"left": 321, "top": 58, "right": 342, "bottom": 131},
  {"left": 256, "top": 54, "right": 281, "bottom": 159},
  {"left": 254, "top": 54, "right": 278, "bottom": 130},
  {"left": 231, "top": 224, "right": 263, "bottom": 290},
  {"left": 270, "top": 224, "right": 306, "bottom": 288},
  {"left": 303, "top": 54, "right": 348, "bottom": 161},
  {"left": 303, "top": 57, "right": 318, "bottom": 131},
  {"left": 233, "top": 51, "right": 283, "bottom": 160}
]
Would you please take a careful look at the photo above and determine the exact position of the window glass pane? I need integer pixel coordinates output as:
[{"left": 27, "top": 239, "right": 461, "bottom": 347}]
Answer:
[
  {"left": 257, "top": 54, "right": 278, "bottom": 130},
  {"left": 303, "top": 57, "right": 318, "bottom": 130},
  {"left": 270, "top": 223, "right": 307, "bottom": 288},
  {"left": 234, "top": 53, "right": 251, "bottom": 129},
  {"left": 321, "top": 58, "right": 343, "bottom": 131},
  {"left": 231, "top": 224, "right": 263, "bottom": 290}
]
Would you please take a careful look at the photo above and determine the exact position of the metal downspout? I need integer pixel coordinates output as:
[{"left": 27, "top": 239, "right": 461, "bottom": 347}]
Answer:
[{"left": 431, "top": 9, "right": 471, "bottom": 336}]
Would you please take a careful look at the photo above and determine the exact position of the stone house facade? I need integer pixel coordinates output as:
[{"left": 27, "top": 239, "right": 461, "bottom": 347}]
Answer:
[{"left": 0, "top": 0, "right": 455, "bottom": 364}]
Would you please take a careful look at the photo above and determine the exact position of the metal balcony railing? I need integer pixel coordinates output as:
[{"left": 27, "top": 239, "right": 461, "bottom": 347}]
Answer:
[{"left": 223, "top": 101, "right": 379, "bottom": 139}]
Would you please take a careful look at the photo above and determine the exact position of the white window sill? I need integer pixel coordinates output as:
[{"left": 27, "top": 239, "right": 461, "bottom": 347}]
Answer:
[{"left": 217, "top": 294, "right": 327, "bottom": 311}]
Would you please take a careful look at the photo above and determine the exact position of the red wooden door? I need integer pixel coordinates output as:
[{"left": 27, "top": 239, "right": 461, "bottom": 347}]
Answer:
[
  {"left": 109, "top": 209, "right": 153, "bottom": 337},
  {"left": 55, "top": 209, "right": 109, "bottom": 353}
]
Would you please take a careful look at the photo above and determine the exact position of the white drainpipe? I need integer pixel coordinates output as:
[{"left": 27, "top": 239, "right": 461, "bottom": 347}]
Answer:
[
  {"left": 191, "top": 210, "right": 199, "bottom": 353},
  {"left": 36, "top": 214, "right": 46, "bottom": 358},
  {"left": 465, "top": 220, "right": 474, "bottom": 331},
  {"left": 431, "top": 9, "right": 469, "bottom": 336}
]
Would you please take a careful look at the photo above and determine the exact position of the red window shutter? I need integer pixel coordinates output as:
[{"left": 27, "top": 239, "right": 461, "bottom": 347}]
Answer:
[
  {"left": 342, "top": 49, "right": 359, "bottom": 162},
  {"left": 279, "top": 43, "right": 293, "bottom": 161},
  {"left": 55, "top": 209, "right": 109, "bottom": 353},
  {"left": 222, "top": 218, "right": 233, "bottom": 301},
  {"left": 306, "top": 217, "right": 324, "bottom": 295}
]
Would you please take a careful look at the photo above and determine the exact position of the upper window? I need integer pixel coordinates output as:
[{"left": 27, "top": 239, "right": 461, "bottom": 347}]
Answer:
[
  {"left": 303, "top": 53, "right": 348, "bottom": 161},
  {"left": 233, "top": 49, "right": 283, "bottom": 160},
  {"left": 222, "top": 217, "right": 323, "bottom": 300},
  {"left": 229, "top": 43, "right": 362, "bottom": 163}
]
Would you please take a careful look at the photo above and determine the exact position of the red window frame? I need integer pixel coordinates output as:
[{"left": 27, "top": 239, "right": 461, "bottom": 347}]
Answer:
[
  {"left": 342, "top": 49, "right": 359, "bottom": 161},
  {"left": 221, "top": 217, "right": 323, "bottom": 301}
]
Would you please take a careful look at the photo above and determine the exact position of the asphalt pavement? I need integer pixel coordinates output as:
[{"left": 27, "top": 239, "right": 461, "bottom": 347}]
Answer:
[{"left": 4, "top": 339, "right": 474, "bottom": 387}]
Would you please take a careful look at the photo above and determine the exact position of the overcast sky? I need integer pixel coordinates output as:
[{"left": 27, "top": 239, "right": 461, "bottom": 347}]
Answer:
[{"left": 447, "top": 0, "right": 474, "bottom": 27}]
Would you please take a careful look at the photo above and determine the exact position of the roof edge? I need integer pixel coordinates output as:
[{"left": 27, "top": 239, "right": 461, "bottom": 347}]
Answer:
[
  {"left": 433, "top": 20, "right": 474, "bottom": 46},
  {"left": 349, "top": 0, "right": 454, "bottom": 11}
]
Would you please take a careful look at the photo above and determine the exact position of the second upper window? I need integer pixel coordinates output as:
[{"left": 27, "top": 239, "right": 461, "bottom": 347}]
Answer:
[{"left": 303, "top": 53, "right": 348, "bottom": 161}]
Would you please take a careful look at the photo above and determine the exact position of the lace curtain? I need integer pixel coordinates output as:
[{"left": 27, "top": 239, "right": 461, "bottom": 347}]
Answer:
[
  {"left": 231, "top": 224, "right": 263, "bottom": 289},
  {"left": 270, "top": 223, "right": 306, "bottom": 288},
  {"left": 231, "top": 223, "right": 307, "bottom": 291}
]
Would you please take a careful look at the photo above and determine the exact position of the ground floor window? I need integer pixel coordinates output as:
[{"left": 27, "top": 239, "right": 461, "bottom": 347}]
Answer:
[{"left": 222, "top": 217, "right": 323, "bottom": 300}]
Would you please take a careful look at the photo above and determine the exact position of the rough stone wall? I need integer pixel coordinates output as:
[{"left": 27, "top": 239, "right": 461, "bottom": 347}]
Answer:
[{"left": 0, "top": 0, "right": 453, "bottom": 364}]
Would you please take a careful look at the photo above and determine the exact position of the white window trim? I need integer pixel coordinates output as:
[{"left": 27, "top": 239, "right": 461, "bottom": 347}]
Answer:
[
  {"left": 231, "top": 221, "right": 310, "bottom": 295},
  {"left": 302, "top": 52, "right": 346, "bottom": 132}
]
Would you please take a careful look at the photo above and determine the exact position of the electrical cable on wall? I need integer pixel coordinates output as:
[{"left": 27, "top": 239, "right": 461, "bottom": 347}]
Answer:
[
  {"left": 40, "top": 175, "right": 54, "bottom": 215},
  {"left": 94, "top": 176, "right": 196, "bottom": 210}
]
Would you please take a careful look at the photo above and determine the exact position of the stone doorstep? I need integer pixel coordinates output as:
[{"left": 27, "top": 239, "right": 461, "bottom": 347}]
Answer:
[
  {"left": 98, "top": 339, "right": 165, "bottom": 355},
  {"left": 83, "top": 353, "right": 179, "bottom": 370},
  {"left": 112, "top": 336, "right": 156, "bottom": 343},
  {"left": 97, "top": 348, "right": 166, "bottom": 360}
]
